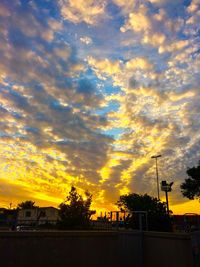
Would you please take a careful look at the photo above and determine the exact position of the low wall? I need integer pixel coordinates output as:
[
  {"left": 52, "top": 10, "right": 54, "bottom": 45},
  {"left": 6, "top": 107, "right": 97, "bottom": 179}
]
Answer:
[
  {"left": 0, "top": 231, "right": 194, "bottom": 267},
  {"left": 143, "top": 231, "right": 193, "bottom": 267},
  {"left": 191, "top": 231, "right": 200, "bottom": 267}
]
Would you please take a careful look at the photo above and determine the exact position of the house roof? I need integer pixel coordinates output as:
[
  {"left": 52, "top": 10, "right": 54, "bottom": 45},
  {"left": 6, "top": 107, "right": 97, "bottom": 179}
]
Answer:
[
  {"left": 18, "top": 206, "right": 59, "bottom": 211},
  {"left": 38, "top": 207, "right": 58, "bottom": 210}
]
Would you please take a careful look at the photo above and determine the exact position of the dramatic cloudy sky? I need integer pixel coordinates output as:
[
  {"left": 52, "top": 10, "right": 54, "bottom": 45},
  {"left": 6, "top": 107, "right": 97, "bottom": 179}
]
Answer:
[{"left": 0, "top": 0, "right": 200, "bottom": 214}]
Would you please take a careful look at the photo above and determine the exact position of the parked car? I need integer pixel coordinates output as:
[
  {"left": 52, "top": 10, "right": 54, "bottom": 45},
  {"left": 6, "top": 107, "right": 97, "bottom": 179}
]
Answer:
[{"left": 16, "top": 225, "right": 36, "bottom": 231}]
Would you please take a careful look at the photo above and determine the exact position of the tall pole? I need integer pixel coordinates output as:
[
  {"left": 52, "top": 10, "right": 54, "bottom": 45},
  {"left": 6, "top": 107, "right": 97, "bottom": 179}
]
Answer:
[
  {"left": 155, "top": 157, "right": 159, "bottom": 200},
  {"left": 165, "top": 190, "right": 169, "bottom": 215},
  {"left": 151, "top": 155, "right": 162, "bottom": 200}
]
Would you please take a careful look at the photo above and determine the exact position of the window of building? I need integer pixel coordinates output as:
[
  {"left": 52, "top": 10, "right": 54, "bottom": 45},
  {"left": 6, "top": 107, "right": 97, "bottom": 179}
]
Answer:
[
  {"left": 25, "top": 211, "right": 31, "bottom": 217},
  {"left": 40, "top": 211, "right": 46, "bottom": 217}
]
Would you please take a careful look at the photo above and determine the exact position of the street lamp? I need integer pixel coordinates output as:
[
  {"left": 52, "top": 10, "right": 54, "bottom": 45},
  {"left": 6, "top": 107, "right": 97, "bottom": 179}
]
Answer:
[
  {"left": 161, "top": 181, "right": 173, "bottom": 215},
  {"left": 151, "top": 154, "right": 162, "bottom": 199}
]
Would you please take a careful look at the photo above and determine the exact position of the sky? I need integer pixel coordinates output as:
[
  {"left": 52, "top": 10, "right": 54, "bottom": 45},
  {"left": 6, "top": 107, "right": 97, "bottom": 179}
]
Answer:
[{"left": 0, "top": 0, "right": 200, "bottom": 214}]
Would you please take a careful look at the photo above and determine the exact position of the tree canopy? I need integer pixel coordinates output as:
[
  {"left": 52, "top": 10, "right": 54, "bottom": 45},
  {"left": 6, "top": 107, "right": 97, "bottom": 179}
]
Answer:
[
  {"left": 180, "top": 162, "right": 200, "bottom": 200},
  {"left": 17, "top": 200, "right": 37, "bottom": 209},
  {"left": 58, "top": 186, "right": 95, "bottom": 230},
  {"left": 117, "top": 193, "right": 172, "bottom": 232}
]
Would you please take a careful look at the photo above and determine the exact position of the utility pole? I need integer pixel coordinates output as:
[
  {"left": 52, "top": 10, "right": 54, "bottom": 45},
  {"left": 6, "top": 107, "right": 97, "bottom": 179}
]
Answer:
[{"left": 151, "top": 154, "right": 162, "bottom": 199}]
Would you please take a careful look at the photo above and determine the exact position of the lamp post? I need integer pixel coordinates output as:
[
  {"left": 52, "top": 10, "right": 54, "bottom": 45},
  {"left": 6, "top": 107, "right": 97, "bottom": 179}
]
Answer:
[
  {"left": 151, "top": 154, "right": 162, "bottom": 200},
  {"left": 161, "top": 181, "right": 173, "bottom": 215}
]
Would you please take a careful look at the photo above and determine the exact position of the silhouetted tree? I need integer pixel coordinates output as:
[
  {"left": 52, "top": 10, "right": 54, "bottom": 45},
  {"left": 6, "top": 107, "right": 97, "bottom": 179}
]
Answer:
[
  {"left": 17, "top": 200, "right": 37, "bottom": 209},
  {"left": 58, "top": 186, "right": 96, "bottom": 229},
  {"left": 117, "top": 193, "right": 172, "bottom": 232},
  {"left": 181, "top": 162, "right": 200, "bottom": 200}
]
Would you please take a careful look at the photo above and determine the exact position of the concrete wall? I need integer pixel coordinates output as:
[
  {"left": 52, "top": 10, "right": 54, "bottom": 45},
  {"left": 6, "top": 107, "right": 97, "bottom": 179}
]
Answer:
[
  {"left": 0, "top": 231, "right": 194, "bottom": 267},
  {"left": 191, "top": 231, "right": 200, "bottom": 267},
  {"left": 143, "top": 231, "right": 193, "bottom": 267}
]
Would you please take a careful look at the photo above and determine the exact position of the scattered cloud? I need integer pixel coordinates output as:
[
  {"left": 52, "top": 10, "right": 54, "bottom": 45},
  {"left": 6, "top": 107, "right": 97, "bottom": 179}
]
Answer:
[
  {"left": 0, "top": 0, "right": 199, "bottom": 214},
  {"left": 59, "top": 0, "right": 106, "bottom": 25},
  {"left": 80, "top": 36, "right": 93, "bottom": 45}
]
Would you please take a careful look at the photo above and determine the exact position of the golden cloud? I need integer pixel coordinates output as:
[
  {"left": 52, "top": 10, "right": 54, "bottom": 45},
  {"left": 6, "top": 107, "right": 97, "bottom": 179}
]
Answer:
[
  {"left": 159, "top": 40, "right": 189, "bottom": 54},
  {"left": 125, "top": 57, "right": 153, "bottom": 70},
  {"left": 143, "top": 33, "right": 166, "bottom": 46},
  {"left": 187, "top": 0, "right": 200, "bottom": 13},
  {"left": 112, "top": 0, "right": 136, "bottom": 13},
  {"left": 48, "top": 19, "right": 63, "bottom": 31},
  {"left": 121, "top": 5, "right": 151, "bottom": 33},
  {"left": 59, "top": 0, "right": 106, "bottom": 25},
  {"left": 88, "top": 56, "right": 121, "bottom": 76}
]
